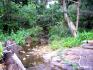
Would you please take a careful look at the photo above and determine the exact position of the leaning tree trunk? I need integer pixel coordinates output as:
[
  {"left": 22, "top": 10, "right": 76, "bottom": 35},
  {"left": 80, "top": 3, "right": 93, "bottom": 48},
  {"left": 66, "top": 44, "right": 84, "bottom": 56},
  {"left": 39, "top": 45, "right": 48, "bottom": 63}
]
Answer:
[{"left": 62, "top": 0, "right": 80, "bottom": 37}]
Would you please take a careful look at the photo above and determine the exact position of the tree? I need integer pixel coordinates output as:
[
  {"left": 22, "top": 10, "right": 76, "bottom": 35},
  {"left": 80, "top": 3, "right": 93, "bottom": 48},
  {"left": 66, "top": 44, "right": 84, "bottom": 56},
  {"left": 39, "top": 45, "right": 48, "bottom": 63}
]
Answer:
[{"left": 60, "top": 0, "right": 80, "bottom": 37}]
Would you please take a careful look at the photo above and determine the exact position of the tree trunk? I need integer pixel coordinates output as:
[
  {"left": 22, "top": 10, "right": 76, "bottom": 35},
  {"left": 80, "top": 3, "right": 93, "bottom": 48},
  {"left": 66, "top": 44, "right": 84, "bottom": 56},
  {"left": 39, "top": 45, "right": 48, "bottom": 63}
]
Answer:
[
  {"left": 62, "top": 0, "right": 77, "bottom": 37},
  {"left": 76, "top": 0, "right": 80, "bottom": 33},
  {"left": 62, "top": 0, "right": 80, "bottom": 37}
]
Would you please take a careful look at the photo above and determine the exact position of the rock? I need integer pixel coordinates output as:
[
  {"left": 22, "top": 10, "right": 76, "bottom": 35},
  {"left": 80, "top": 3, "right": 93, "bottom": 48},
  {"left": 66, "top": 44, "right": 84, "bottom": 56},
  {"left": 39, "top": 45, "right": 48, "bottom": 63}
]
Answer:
[
  {"left": 81, "top": 40, "right": 93, "bottom": 49},
  {"left": 51, "top": 56, "right": 61, "bottom": 62},
  {"left": 59, "top": 47, "right": 93, "bottom": 70},
  {"left": 61, "top": 63, "right": 73, "bottom": 70},
  {"left": 81, "top": 43, "right": 93, "bottom": 49}
]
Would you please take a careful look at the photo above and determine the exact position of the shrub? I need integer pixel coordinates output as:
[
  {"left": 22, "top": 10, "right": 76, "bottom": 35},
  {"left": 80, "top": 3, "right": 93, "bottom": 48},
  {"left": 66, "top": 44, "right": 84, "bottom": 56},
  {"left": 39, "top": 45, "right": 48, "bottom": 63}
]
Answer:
[
  {"left": 0, "top": 26, "right": 42, "bottom": 45},
  {"left": 36, "top": 3, "right": 63, "bottom": 32},
  {"left": 18, "top": 3, "right": 37, "bottom": 26},
  {"left": 10, "top": 26, "right": 42, "bottom": 44},
  {"left": 49, "top": 21, "right": 69, "bottom": 40},
  {"left": 78, "top": 31, "right": 93, "bottom": 40}
]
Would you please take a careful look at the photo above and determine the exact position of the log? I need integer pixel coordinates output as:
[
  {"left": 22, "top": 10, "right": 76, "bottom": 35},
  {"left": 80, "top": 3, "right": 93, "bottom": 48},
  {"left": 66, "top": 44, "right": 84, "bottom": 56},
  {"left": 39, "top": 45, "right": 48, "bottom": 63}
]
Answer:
[{"left": 12, "top": 53, "right": 26, "bottom": 70}]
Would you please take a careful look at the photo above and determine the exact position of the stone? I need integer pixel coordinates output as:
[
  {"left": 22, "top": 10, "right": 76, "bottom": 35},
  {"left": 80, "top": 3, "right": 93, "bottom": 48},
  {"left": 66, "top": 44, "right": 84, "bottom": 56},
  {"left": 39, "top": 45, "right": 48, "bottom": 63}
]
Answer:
[{"left": 81, "top": 44, "right": 93, "bottom": 49}]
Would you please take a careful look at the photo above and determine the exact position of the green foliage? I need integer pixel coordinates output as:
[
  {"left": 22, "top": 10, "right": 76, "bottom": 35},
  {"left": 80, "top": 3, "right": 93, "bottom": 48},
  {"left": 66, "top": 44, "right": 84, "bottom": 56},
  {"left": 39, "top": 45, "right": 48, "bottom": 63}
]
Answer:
[
  {"left": 11, "top": 2, "right": 21, "bottom": 13},
  {"left": 49, "top": 21, "right": 69, "bottom": 41},
  {"left": 49, "top": 39, "right": 63, "bottom": 50},
  {"left": 18, "top": 2, "right": 37, "bottom": 25},
  {"left": 0, "top": 26, "right": 42, "bottom": 44},
  {"left": 63, "top": 31, "right": 93, "bottom": 47},
  {"left": 0, "top": 1, "right": 4, "bottom": 16},
  {"left": 36, "top": 3, "right": 63, "bottom": 28},
  {"left": 0, "top": 1, "right": 63, "bottom": 33},
  {"left": 12, "top": 26, "right": 42, "bottom": 44},
  {"left": 81, "top": 0, "right": 93, "bottom": 11},
  {"left": 62, "top": 37, "right": 81, "bottom": 48},
  {"left": 78, "top": 31, "right": 93, "bottom": 40},
  {"left": 80, "top": 0, "right": 93, "bottom": 29},
  {"left": 50, "top": 31, "right": 93, "bottom": 49},
  {"left": 0, "top": 1, "right": 37, "bottom": 33},
  {"left": 68, "top": 4, "right": 77, "bottom": 22}
]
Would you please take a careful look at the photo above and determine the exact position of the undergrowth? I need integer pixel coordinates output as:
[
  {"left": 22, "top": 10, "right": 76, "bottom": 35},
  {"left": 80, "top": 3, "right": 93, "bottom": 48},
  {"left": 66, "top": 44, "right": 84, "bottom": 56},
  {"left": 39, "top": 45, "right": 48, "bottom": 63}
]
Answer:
[
  {"left": 0, "top": 26, "right": 42, "bottom": 45},
  {"left": 50, "top": 31, "right": 93, "bottom": 49}
]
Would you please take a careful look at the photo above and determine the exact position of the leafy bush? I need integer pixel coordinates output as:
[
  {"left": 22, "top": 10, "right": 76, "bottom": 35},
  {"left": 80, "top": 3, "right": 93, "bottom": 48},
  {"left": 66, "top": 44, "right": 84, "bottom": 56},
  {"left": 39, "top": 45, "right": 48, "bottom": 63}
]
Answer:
[
  {"left": 78, "top": 31, "right": 93, "bottom": 40},
  {"left": 49, "top": 21, "right": 69, "bottom": 41},
  {"left": 36, "top": 3, "right": 63, "bottom": 31},
  {"left": 11, "top": 26, "right": 42, "bottom": 44},
  {"left": 0, "top": 1, "right": 4, "bottom": 16},
  {"left": 0, "top": 1, "right": 64, "bottom": 34},
  {"left": 0, "top": 26, "right": 42, "bottom": 44},
  {"left": 18, "top": 3, "right": 37, "bottom": 25}
]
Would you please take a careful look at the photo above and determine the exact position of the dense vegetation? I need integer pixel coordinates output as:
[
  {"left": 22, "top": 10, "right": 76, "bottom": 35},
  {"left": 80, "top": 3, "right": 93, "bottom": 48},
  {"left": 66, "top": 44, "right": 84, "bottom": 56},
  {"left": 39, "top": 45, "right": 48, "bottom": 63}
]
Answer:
[{"left": 0, "top": 0, "right": 93, "bottom": 50}]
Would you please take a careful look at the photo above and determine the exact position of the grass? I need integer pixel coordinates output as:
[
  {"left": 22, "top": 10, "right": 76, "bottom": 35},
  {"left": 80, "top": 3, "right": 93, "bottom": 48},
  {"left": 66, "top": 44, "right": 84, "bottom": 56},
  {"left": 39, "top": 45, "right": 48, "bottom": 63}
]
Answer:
[{"left": 50, "top": 31, "right": 93, "bottom": 49}]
